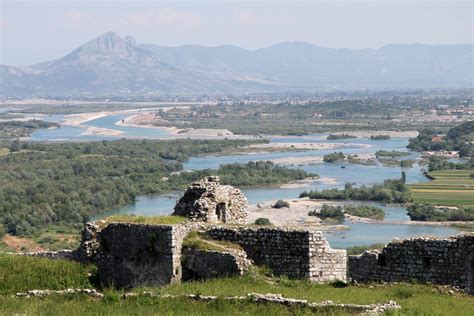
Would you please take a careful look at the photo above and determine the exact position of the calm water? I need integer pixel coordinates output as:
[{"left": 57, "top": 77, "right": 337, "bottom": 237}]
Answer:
[
  {"left": 31, "top": 114, "right": 458, "bottom": 247},
  {"left": 30, "top": 114, "right": 170, "bottom": 140}
]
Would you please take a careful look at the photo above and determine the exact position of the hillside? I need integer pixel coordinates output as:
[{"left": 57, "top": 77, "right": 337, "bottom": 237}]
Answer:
[{"left": 1, "top": 32, "right": 472, "bottom": 97}]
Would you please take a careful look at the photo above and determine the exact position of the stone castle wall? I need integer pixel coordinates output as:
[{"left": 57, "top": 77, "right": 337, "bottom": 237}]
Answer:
[
  {"left": 182, "top": 247, "right": 251, "bottom": 280},
  {"left": 349, "top": 234, "right": 474, "bottom": 293},
  {"left": 94, "top": 223, "right": 197, "bottom": 289},
  {"left": 205, "top": 226, "right": 347, "bottom": 282},
  {"left": 78, "top": 222, "right": 346, "bottom": 288}
]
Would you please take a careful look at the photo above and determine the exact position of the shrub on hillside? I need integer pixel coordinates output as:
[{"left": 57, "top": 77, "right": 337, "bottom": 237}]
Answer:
[
  {"left": 254, "top": 218, "right": 272, "bottom": 226},
  {"left": 309, "top": 204, "right": 345, "bottom": 222},
  {"left": 272, "top": 200, "right": 289, "bottom": 209}
]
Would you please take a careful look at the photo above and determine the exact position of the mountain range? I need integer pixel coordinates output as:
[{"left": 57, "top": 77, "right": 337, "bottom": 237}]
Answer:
[{"left": 1, "top": 32, "right": 473, "bottom": 96}]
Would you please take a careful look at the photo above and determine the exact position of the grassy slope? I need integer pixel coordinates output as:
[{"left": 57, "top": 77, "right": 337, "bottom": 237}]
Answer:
[
  {"left": 1, "top": 255, "right": 473, "bottom": 315},
  {"left": 0, "top": 254, "right": 95, "bottom": 294},
  {"left": 410, "top": 170, "right": 474, "bottom": 207}
]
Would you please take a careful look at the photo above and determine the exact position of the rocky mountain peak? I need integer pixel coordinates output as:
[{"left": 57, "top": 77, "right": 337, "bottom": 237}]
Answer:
[{"left": 78, "top": 32, "right": 138, "bottom": 61}]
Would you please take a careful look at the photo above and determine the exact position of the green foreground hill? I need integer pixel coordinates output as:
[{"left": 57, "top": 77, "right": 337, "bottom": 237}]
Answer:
[{"left": 0, "top": 254, "right": 473, "bottom": 315}]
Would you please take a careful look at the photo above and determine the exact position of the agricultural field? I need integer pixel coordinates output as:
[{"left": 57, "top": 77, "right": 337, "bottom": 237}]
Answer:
[{"left": 410, "top": 170, "right": 474, "bottom": 207}]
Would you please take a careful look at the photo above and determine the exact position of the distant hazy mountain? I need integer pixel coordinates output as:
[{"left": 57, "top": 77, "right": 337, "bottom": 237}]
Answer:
[{"left": 1, "top": 32, "right": 472, "bottom": 97}]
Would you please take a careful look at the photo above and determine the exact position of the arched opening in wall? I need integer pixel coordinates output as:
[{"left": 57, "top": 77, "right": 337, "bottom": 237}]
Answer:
[{"left": 216, "top": 203, "right": 226, "bottom": 222}]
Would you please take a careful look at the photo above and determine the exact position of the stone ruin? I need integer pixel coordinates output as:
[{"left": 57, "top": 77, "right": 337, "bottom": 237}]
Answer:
[
  {"left": 349, "top": 234, "right": 474, "bottom": 294},
  {"left": 75, "top": 221, "right": 346, "bottom": 289},
  {"left": 172, "top": 176, "right": 247, "bottom": 224},
  {"left": 22, "top": 177, "right": 474, "bottom": 294}
]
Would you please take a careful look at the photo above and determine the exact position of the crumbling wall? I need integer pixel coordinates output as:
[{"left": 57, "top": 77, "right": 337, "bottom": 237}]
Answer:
[
  {"left": 349, "top": 234, "right": 474, "bottom": 293},
  {"left": 173, "top": 176, "right": 247, "bottom": 224},
  {"left": 205, "top": 226, "right": 347, "bottom": 282},
  {"left": 74, "top": 220, "right": 346, "bottom": 288},
  {"left": 94, "top": 223, "right": 195, "bottom": 289},
  {"left": 182, "top": 248, "right": 251, "bottom": 280}
]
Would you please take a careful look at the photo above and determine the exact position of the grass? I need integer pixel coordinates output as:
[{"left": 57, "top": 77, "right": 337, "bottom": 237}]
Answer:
[
  {"left": 410, "top": 169, "right": 474, "bottom": 207},
  {"left": 31, "top": 224, "right": 82, "bottom": 251},
  {"left": 0, "top": 296, "right": 325, "bottom": 316},
  {"left": 346, "top": 243, "right": 386, "bottom": 255},
  {"left": 102, "top": 215, "right": 188, "bottom": 226},
  {"left": 0, "top": 241, "right": 15, "bottom": 252},
  {"left": 0, "top": 254, "right": 96, "bottom": 295},
  {"left": 183, "top": 231, "right": 243, "bottom": 252},
  {"left": 0, "top": 256, "right": 473, "bottom": 315}
]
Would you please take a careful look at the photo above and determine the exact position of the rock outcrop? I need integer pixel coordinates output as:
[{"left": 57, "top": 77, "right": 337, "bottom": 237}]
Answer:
[{"left": 173, "top": 176, "right": 248, "bottom": 224}]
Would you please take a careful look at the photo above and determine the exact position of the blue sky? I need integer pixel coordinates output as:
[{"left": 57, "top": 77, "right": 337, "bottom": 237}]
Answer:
[{"left": 1, "top": 1, "right": 473, "bottom": 66}]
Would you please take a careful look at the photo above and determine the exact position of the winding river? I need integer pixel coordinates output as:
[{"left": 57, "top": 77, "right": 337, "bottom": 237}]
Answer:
[{"left": 30, "top": 114, "right": 458, "bottom": 248}]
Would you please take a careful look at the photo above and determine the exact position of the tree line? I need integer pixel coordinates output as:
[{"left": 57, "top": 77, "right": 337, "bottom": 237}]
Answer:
[{"left": 0, "top": 139, "right": 311, "bottom": 236}]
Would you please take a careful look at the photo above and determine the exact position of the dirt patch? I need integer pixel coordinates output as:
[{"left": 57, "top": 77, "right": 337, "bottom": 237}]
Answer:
[{"left": 2, "top": 234, "right": 44, "bottom": 252}]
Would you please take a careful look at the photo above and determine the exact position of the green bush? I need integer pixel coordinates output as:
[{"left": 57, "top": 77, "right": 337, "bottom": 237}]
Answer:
[
  {"left": 272, "top": 200, "right": 289, "bottom": 209},
  {"left": 407, "top": 203, "right": 474, "bottom": 221},
  {"left": 309, "top": 204, "right": 345, "bottom": 222},
  {"left": 254, "top": 218, "right": 272, "bottom": 226},
  {"left": 323, "top": 152, "right": 345, "bottom": 163},
  {"left": 344, "top": 205, "right": 385, "bottom": 220},
  {"left": 370, "top": 135, "right": 390, "bottom": 140},
  {"left": 300, "top": 178, "right": 412, "bottom": 203},
  {"left": 327, "top": 134, "right": 356, "bottom": 140}
]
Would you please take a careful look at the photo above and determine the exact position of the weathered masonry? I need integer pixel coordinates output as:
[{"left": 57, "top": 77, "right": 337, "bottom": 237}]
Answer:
[
  {"left": 206, "top": 226, "right": 346, "bottom": 282},
  {"left": 173, "top": 176, "right": 248, "bottom": 224},
  {"left": 349, "top": 234, "right": 474, "bottom": 294},
  {"left": 81, "top": 221, "right": 346, "bottom": 288}
]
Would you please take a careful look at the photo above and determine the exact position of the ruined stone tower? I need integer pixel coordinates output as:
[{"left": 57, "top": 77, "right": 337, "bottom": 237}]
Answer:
[{"left": 172, "top": 176, "right": 248, "bottom": 224}]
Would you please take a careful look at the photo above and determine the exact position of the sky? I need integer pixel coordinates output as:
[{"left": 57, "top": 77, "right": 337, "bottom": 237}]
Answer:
[{"left": 1, "top": 0, "right": 473, "bottom": 66}]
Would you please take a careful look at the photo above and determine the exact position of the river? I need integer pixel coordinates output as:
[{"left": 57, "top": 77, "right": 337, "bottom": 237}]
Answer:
[{"left": 31, "top": 114, "right": 458, "bottom": 248}]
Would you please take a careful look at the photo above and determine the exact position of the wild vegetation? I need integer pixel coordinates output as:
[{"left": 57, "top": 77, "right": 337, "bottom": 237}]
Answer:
[
  {"left": 323, "top": 152, "right": 345, "bottom": 163},
  {"left": 406, "top": 203, "right": 474, "bottom": 221},
  {"left": 370, "top": 135, "right": 391, "bottom": 140},
  {"left": 375, "top": 150, "right": 410, "bottom": 158},
  {"left": 272, "top": 200, "right": 290, "bottom": 209},
  {"left": 254, "top": 218, "right": 272, "bottom": 226},
  {"left": 182, "top": 231, "right": 242, "bottom": 252},
  {"left": 300, "top": 178, "right": 412, "bottom": 203},
  {"left": 308, "top": 204, "right": 345, "bottom": 222},
  {"left": 407, "top": 121, "right": 473, "bottom": 158},
  {"left": 426, "top": 156, "right": 474, "bottom": 172},
  {"left": 326, "top": 134, "right": 356, "bottom": 140},
  {"left": 1, "top": 255, "right": 473, "bottom": 315},
  {"left": 346, "top": 243, "right": 385, "bottom": 255},
  {"left": 308, "top": 204, "right": 385, "bottom": 221},
  {"left": 0, "top": 120, "right": 59, "bottom": 139},
  {"left": 343, "top": 205, "right": 385, "bottom": 220},
  {"left": 0, "top": 139, "right": 312, "bottom": 236},
  {"left": 0, "top": 254, "right": 95, "bottom": 295}
]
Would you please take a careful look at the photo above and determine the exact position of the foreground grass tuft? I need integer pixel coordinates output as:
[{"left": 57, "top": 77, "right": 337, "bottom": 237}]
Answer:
[
  {"left": 0, "top": 254, "right": 95, "bottom": 294},
  {"left": 182, "top": 231, "right": 243, "bottom": 252}
]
